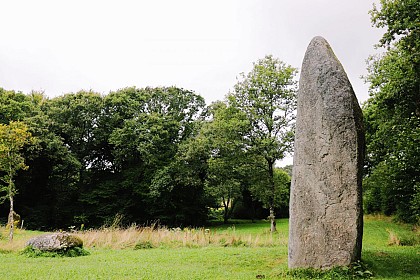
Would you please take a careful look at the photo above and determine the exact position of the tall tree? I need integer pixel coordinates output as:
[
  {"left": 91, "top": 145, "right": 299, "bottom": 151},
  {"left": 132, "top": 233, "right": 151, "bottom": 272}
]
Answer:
[
  {"left": 202, "top": 102, "right": 250, "bottom": 223},
  {"left": 105, "top": 87, "right": 207, "bottom": 226},
  {"left": 363, "top": 0, "right": 420, "bottom": 223},
  {"left": 228, "top": 55, "right": 297, "bottom": 231},
  {"left": 0, "top": 121, "right": 33, "bottom": 240}
]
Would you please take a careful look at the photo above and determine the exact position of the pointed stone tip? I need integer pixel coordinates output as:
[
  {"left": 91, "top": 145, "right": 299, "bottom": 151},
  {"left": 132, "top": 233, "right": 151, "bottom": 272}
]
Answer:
[
  {"left": 308, "top": 36, "right": 332, "bottom": 52},
  {"left": 311, "top": 36, "right": 328, "bottom": 43},
  {"left": 302, "top": 36, "right": 341, "bottom": 72}
]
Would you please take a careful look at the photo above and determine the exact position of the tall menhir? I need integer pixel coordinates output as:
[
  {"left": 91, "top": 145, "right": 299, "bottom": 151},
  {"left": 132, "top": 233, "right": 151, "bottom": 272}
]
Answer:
[{"left": 288, "top": 36, "right": 364, "bottom": 269}]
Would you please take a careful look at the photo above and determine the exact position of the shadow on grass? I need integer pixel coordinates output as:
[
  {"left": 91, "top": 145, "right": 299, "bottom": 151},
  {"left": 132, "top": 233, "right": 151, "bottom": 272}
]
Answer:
[{"left": 363, "top": 249, "right": 420, "bottom": 279}]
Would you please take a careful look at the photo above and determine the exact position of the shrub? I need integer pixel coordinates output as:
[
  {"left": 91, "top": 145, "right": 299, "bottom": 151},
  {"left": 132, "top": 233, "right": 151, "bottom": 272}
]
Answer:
[
  {"left": 134, "top": 241, "right": 155, "bottom": 250},
  {"left": 22, "top": 246, "right": 90, "bottom": 258}
]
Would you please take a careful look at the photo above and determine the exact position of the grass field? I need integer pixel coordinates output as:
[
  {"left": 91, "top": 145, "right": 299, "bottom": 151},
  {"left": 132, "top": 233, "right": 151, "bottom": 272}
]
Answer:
[{"left": 0, "top": 216, "right": 418, "bottom": 279}]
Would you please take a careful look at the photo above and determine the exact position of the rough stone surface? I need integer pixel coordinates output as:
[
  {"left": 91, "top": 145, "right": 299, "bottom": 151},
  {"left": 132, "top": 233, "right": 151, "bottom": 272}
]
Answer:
[
  {"left": 26, "top": 232, "right": 83, "bottom": 251},
  {"left": 288, "top": 36, "right": 364, "bottom": 269}
]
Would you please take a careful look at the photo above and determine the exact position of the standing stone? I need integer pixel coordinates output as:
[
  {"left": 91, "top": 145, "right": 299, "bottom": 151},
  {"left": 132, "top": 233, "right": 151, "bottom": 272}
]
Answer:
[{"left": 288, "top": 36, "right": 364, "bottom": 269}]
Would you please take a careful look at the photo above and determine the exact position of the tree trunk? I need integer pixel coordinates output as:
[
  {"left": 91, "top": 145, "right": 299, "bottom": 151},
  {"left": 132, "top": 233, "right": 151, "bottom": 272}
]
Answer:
[
  {"left": 8, "top": 193, "right": 14, "bottom": 241},
  {"left": 228, "top": 199, "right": 238, "bottom": 222},
  {"left": 267, "top": 160, "right": 277, "bottom": 232},
  {"left": 269, "top": 207, "right": 276, "bottom": 233},
  {"left": 223, "top": 207, "right": 229, "bottom": 224},
  {"left": 222, "top": 197, "right": 230, "bottom": 224},
  {"left": 7, "top": 159, "right": 15, "bottom": 242}
]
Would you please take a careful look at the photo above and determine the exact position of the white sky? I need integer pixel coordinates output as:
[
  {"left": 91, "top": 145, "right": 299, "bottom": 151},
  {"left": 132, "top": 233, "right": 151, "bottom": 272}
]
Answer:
[{"left": 1, "top": 0, "right": 384, "bottom": 106}]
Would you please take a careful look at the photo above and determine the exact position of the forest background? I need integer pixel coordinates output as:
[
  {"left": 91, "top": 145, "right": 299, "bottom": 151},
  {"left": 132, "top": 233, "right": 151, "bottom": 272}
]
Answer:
[{"left": 0, "top": 0, "right": 419, "bottom": 231}]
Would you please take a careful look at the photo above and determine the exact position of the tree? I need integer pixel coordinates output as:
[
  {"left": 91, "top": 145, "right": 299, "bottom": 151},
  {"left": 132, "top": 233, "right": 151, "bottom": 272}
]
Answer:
[
  {"left": 370, "top": 0, "right": 420, "bottom": 52},
  {"left": 105, "top": 87, "right": 207, "bottom": 226},
  {"left": 0, "top": 121, "right": 33, "bottom": 240},
  {"left": 363, "top": 0, "right": 420, "bottom": 223},
  {"left": 228, "top": 55, "right": 297, "bottom": 231},
  {"left": 202, "top": 102, "right": 250, "bottom": 223}
]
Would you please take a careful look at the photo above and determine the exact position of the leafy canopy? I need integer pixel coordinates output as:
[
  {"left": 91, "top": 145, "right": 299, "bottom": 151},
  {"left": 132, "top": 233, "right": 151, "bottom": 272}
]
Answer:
[{"left": 363, "top": 0, "right": 420, "bottom": 223}]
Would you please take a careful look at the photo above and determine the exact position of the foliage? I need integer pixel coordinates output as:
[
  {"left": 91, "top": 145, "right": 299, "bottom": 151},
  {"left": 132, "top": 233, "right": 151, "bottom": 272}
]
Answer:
[
  {"left": 134, "top": 241, "right": 155, "bottom": 250},
  {"left": 0, "top": 86, "right": 210, "bottom": 229},
  {"left": 227, "top": 54, "right": 297, "bottom": 231},
  {"left": 370, "top": 0, "right": 420, "bottom": 51},
  {"left": 0, "top": 89, "right": 82, "bottom": 229},
  {"left": 0, "top": 121, "right": 33, "bottom": 240},
  {"left": 0, "top": 121, "right": 32, "bottom": 201},
  {"left": 200, "top": 101, "right": 251, "bottom": 223},
  {"left": 363, "top": 0, "right": 420, "bottom": 223},
  {"left": 229, "top": 55, "right": 297, "bottom": 161},
  {"left": 249, "top": 168, "right": 291, "bottom": 211},
  {"left": 0, "top": 89, "right": 37, "bottom": 123},
  {"left": 197, "top": 54, "right": 297, "bottom": 227},
  {"left": 81, "top": 87, "right": 207, "bottom": 227}
]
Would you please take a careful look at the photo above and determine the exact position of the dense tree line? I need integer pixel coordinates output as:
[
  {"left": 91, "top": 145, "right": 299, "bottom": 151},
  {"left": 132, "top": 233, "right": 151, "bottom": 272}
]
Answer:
[
  {"left": 363, "top": 0, "right": 419, "bottom": 223},
  {"left": 0, "top": 87, "right": 212, "bottom": 229},
  {"left": 0, "top": 71, "right": 293, "bottom": 230}
]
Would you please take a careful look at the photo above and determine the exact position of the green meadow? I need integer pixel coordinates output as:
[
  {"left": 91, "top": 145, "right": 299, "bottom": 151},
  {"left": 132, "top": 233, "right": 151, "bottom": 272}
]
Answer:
[{"left": 0, "top": 216, "right": 418, "bottom": 280}]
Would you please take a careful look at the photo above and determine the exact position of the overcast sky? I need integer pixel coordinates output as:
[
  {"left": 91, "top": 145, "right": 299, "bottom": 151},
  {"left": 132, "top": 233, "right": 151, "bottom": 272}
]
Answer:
[{"left": 1, "top": 0, "right": 384, "bottom": 106}]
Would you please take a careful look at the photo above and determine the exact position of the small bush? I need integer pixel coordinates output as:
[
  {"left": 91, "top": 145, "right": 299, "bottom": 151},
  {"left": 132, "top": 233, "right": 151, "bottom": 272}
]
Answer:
[
  {"left": 22, "top": 246, "right": 90, "bottom": 258},
  {"left": 134, "top": 241, "right": 155, "bottom": 250}
]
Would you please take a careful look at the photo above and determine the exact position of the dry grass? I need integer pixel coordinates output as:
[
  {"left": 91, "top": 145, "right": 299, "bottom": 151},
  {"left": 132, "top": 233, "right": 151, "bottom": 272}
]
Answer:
[
  {"left": 1, "top": 222, "right": 287, "bottom": 252},
  {"left": 0, "top": 226, "right": 46, "bottom": 253},
  {"left": 76, "top": 225, "right": 287, "bottom": 250}
]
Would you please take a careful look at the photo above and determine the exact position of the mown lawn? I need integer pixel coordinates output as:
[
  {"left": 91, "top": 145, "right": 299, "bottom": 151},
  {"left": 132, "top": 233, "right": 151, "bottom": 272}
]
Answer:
[
  {"left": 361, "top": 216, "right": 419, "bottom": 279},
  {"left": 0, "top": 216, "right": 418, "bottom": 279},
  {"left": 0, "top": 247, "right": 287, "bottom": 279}
]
